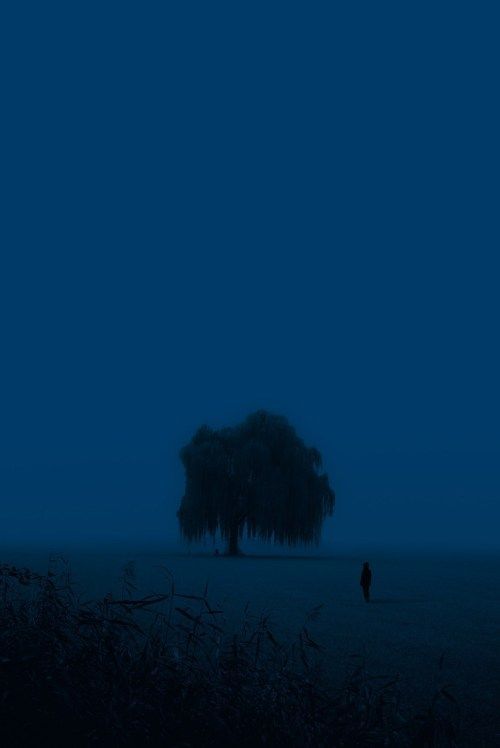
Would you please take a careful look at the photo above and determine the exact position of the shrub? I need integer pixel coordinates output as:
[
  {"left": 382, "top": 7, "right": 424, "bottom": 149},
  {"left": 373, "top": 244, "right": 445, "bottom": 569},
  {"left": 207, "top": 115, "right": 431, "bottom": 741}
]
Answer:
[{"left": 0, "top": 560, "right": 458, "bottom": 746}]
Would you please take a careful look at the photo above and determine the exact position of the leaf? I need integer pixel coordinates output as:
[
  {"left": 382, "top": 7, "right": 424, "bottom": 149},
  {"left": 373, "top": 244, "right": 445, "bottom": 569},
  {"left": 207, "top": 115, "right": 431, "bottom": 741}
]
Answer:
[
  {"left": 175, "top": 607, "right": 201, "bottom": 623},
  {"left": 266, "top": 629, "right": 280, "bottom": 649},
  {"left": 302, "top": 627, "right": 322, "bottom": 651}
]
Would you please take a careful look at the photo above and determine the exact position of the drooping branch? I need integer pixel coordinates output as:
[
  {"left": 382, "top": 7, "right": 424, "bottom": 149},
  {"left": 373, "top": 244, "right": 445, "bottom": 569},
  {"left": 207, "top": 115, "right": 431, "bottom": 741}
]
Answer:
[{"left": 178, "top": 411, "right": 335, "bottom": 553}]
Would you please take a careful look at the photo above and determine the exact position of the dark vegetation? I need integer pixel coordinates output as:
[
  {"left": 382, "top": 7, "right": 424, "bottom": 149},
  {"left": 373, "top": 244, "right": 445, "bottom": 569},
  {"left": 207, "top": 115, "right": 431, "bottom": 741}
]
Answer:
[
  {"left": 178, "top": 411, "right": 335, "bottom": 555},
  {"left": 0, "top": 559, "right": 459, "bottom": 747}
]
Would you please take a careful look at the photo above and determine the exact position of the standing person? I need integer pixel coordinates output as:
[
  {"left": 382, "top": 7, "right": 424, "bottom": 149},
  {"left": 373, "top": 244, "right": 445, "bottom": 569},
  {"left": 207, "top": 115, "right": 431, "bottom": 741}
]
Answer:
[{"left": 360, "top": 561, "right": 372, "bottom": 602}]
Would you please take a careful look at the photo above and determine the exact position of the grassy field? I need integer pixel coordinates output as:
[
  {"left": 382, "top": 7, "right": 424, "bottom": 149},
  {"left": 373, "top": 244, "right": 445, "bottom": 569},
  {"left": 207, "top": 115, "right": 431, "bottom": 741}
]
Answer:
[{"left": 4, "top": 548, "right": 500, "bottom": 745}]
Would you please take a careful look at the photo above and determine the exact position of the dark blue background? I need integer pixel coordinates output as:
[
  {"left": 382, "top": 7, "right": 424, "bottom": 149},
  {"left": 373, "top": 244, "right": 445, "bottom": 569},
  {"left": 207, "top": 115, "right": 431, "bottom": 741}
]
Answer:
[{"left": 1, "top": 3, "right": 498, "bottom": 550}]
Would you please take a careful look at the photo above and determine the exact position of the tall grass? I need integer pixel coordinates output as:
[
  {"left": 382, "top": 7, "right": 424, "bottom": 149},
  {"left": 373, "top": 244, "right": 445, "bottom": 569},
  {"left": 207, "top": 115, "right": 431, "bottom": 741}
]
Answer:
[{"left": 0, "top": 559, "right": 458, "bottom": 746}]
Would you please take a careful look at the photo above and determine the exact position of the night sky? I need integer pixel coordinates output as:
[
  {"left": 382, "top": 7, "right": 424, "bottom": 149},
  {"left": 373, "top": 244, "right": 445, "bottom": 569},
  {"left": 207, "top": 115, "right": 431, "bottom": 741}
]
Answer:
[{"left": 1, "top": 4, "right": 499, "bottom": 551}]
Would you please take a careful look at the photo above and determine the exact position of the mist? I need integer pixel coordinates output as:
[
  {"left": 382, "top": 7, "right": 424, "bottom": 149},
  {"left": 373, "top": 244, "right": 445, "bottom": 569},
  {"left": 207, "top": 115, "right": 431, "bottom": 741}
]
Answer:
[{"left": 1, "top": 4, "right": 499, "bottom": 556}]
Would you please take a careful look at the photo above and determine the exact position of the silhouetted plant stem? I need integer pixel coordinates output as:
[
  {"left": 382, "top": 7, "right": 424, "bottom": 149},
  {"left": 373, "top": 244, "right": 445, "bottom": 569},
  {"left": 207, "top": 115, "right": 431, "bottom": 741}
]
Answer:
[{"left": 227, "top": 524, "right": 240, "bottom": 555}]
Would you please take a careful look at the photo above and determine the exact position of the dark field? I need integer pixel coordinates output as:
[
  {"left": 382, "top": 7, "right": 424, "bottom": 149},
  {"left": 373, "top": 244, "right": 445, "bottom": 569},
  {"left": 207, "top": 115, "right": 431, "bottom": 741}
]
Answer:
[{"left": 3, "top": 549, "right": 499, "bottom": 746}]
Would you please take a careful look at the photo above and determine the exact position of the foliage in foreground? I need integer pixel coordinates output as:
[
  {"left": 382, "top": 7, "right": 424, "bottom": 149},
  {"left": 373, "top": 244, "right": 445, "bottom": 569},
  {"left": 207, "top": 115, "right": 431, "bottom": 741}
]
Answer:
[{"left": 0, "top": 560, "right": 458, "bottom": 747}]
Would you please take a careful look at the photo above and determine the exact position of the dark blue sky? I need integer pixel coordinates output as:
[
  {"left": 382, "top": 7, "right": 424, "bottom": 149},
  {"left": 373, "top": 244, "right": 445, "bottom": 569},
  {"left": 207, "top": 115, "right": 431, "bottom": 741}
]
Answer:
[{"left": 1, "top": 4, "right": 499, "bottom": 550}]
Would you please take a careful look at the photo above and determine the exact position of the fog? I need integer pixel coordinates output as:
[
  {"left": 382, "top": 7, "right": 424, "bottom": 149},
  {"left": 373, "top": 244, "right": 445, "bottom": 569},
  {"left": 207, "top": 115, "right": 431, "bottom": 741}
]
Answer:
[{"left": 1, "top": 5, "right": 499, "bottom": 555}]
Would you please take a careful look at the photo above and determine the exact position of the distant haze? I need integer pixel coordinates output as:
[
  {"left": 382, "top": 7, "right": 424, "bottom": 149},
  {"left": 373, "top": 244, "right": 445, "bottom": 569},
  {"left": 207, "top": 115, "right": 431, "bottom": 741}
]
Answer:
[{"left": 1, "top": 5, "right": 499, "bottom": 553}]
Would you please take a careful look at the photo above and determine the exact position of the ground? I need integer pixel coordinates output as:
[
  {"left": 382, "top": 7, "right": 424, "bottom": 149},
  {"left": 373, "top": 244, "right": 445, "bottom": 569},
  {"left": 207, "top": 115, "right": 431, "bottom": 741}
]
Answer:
[{"left": 6, "top": 548, "right": 500, "bottom": 746}]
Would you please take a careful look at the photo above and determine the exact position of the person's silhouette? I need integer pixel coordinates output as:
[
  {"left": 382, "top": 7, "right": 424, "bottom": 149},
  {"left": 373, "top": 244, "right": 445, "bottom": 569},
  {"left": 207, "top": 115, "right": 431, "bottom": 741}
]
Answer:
[{"left": 360, "top": 561, "right": 372, "bottom": 602}]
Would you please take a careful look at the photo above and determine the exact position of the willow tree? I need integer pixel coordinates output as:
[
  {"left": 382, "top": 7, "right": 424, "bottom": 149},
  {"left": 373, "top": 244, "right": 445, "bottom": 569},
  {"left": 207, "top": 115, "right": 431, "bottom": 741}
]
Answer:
[{"left": 178, "top": 410, "right": 335, "bottom": 555}]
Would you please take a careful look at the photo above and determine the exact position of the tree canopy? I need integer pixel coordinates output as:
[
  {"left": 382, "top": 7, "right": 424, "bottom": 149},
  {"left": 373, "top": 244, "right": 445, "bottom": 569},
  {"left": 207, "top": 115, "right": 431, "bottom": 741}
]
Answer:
[{"left": 178, "top": 410, "right": 335, "bottom": 554}]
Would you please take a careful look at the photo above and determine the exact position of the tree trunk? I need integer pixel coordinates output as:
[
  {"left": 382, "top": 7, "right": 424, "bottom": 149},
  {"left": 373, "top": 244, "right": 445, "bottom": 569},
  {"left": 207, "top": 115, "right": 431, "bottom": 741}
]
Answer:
[{"left": 226, "top": 525, "right": 240, "bottom": 556}]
